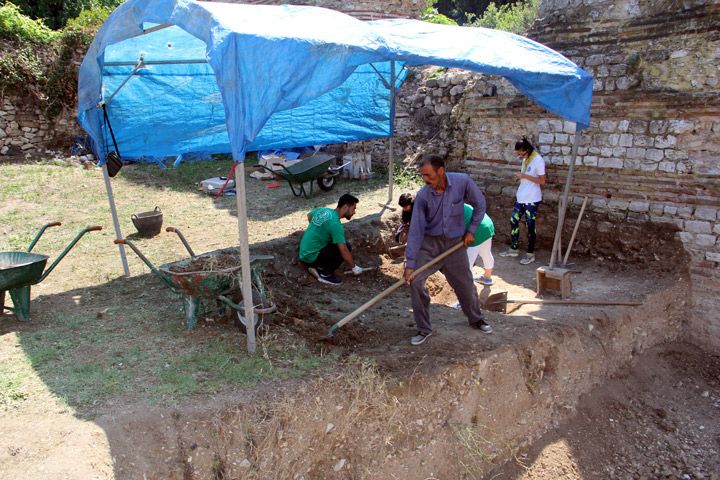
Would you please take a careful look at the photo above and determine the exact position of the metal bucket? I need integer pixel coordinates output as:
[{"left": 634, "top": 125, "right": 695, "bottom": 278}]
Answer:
[{"left": 131, "top": 207, "right": 163, "bottom": 237}]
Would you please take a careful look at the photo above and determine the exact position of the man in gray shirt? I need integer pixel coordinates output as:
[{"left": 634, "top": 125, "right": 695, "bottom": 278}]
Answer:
[{"left": 403, "top": 154, "right": 492, "bottom": 345}]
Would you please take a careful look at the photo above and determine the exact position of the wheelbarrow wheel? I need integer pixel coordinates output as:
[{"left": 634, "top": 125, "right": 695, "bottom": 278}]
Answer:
[
  {"left": 317, "top": 175, "right": 336, "bottom": 192},
  {"left": 230, "top": 286, "right": 275, "bottom": 336}
]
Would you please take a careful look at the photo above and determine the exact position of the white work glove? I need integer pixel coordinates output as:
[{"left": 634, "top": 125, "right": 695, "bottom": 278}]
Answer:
[{"left": 352, "top": 265, "right": 363, "bottom": 275}]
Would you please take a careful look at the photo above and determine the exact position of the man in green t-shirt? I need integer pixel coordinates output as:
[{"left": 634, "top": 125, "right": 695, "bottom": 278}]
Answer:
[{"left": 299, "top": 193, "right": 361, "bottom": 285}]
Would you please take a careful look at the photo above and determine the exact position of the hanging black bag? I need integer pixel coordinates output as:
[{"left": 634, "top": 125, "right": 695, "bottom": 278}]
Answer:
[{"left": 102, "top": 104, "right": 123, "bottom": 177}]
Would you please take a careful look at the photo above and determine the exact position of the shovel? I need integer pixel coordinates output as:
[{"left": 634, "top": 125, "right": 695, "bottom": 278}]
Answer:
[
  {"left": 484, "top": 291, "right": 642, "bottom": 313},
  {"left": 327, "top": 241, "right": 465, "bottom": 337}
]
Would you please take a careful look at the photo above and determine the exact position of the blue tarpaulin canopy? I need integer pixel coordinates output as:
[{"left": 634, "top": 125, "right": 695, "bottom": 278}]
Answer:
[
  {"left": 78, "top": 0, "right": 593, "bottom": 161},
  {"left": 79, "top": 0, "right": 593, "bottom": 353}
]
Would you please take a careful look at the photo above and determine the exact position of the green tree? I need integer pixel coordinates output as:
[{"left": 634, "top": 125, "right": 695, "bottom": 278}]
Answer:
[
  {"left": 11, "top": 0, "right": 121, "bottom": 30},
  {"left": 422, "top": 0, "right": 458, "bottom": 25},
  {"left": 469, "top": 0, "right": 538, "bottom": 34}
]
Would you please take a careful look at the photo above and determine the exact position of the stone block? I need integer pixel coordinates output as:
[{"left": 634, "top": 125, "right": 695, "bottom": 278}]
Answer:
[
  {"left": 645, "top": 149, "right": 664, "bottom": 162},
  {"left": 655, "top": 135, "right": 677, "bottom": 149},
  {"left": 664, "top": 149, "right": 688, "bottom": 161},
  {"left": 634, "top": 135, "right": 654, "bottom": 147},
  {"left": 555, "top": 133, "right": 569, "bottom": 145},
  {"left": 677, "top": 206, "right": 694, "bottom": 219},
  {"left": 583, "top": 155, "right": 598, "bottom": 166},
  {"left": 599, "top": 120, "right": 617, "bottom": 132},
  {"left": 649, "top": 203, "right": 664, "bottom": 215},
  {"left": 628, "top": 201, "right": 649, "bottom": 213},
  {"left": 714, "top": 224, "right": 720, "bottom": 235},
  {"left": 619, "top": 134, "right": 633, "bottom": 147},
  {"left": 639, "top": 162, "right": 658, "bottom": 172},
  {"left": 626, "top": 147, "right": 646, "bottom": 159},
  {"left": 618, "top": 120, "right": 630, "bottom": 132},
  {"left": 608, "top": 199, "right": 629, "bottom": 211},
  {"left": 678, "top": 231, "right": 694, "bottom": 244},
  {"left": 599, "top": 157, "right": 623, "bottom": 168},
  {"left": 449, "top": 85, "right": 464, "bottom": 96},
  {"left": 649, "top": 120, "right": 669, "bottom": 134},
  {"left": 629, "top": 120, "right": 648, "bottom": 134},
  {"left": 600, "top": 147, "right": 614, "bottom": 157},
  {"left": 539, "top": 145, "right": 551, "bottom": 154},
  {"left": 695, "top": 234, "right": 717, "bottom": 247},
  {"left": 706, "top": 252, "right": 720, "bottom": 262},
  {"left": 607, "top": 134, "right": 619, "bottom": 147},
  {"left": 694, "top": 207, "right": 718, "bottom": 221},
  {"left": 658, "top": 161, "right": 676, "bottom": 173},
  {"left": 563, "top": 121, "right": 576, "bottom": 134},
  {"left": 585, "top": 54, "right": 604, "bottom": 66},
  {"left": 537, "top": 119, "right": 550, "bottom": 132},
  {"left": 548, "top": 119, "right": 563, "bottom": 131},
  {"left": 612, "top": 146, "right": 627, "bottom": 157},
  {"left": 538, "top": 133, "right": 554, "bottom": 144},
  {"left": 685, "top": 220, "right": 712, "bottom": 234},
  {"left": 669, "top": 119, "right": 693, "bottom": 134}
]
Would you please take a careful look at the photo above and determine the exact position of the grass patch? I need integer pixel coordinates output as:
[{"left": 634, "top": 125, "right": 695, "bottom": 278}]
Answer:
[{"left": 1, "top": 157, "right": 394, "bottom": 415}]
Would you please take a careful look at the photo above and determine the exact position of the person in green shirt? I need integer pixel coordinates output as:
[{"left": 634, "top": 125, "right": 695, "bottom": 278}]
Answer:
[
  {"left": 464, "top": 203, "right": 495, "bottom": 285},
  {"left": 451, "top": 203, "right": 495, "bottom": 309},
  {"left": 298, "top": 193, "right": 361, "bottom": 285}
]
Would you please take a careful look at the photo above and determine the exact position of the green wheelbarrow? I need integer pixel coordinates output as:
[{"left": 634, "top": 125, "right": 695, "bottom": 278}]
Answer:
[
  {"left": 1, "top": 222, "right": 103, "bottom": 321},
  {"left": 254, "top": 153, "right": 347, "bottom": 198},
  {"left": 115, "top": 227, "right": 275, "bottom": 331}
]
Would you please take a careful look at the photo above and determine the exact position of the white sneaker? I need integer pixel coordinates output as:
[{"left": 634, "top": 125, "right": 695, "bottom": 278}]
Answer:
[
  {"left": 520, "top": 253, "right": 535, "bottom": 265},
  {"left": 410, "top": 331, "right": 432, "bottom": 346},
  {"left": 499, "top": 248, "right": 519, "bottom": 257}
]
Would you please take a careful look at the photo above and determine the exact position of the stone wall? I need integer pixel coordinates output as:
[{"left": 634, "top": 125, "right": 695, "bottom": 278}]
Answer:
[
  {"left": 0, "top": 98, "right": 78, "bottom": 157},
  {"left": 399, "top": 0, "right": 719, "bottom": 351}
]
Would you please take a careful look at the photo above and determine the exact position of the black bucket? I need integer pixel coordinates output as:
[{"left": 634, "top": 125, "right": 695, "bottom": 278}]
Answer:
[{"left": 131, "top": 207, "right": 163, "bottom": 237}]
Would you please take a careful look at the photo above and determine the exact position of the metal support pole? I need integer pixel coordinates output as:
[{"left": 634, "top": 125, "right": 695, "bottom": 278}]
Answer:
[
  {"left": 549, "top": 130, "right": 580, "bottom": 270},
  {"left": 102, "top": 164, "right": 130, "bottom": 276},
  {"left": 387, "top": 61, "right": 396, "bottom": 204},
  {"left": 234, "top": 163, "right": 256, "bottom": 354}
]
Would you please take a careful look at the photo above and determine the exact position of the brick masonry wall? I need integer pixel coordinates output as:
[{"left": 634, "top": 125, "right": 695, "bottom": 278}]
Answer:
[{"left": 414, "top": 0, "right": 719, "bottom": 351}]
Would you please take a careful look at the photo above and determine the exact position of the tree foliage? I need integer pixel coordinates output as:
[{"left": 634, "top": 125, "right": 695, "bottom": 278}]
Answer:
[
  {"left": 422, "top": 0, "right": 458, "bottom": 25},
  {"left": 468, "top": 0, "right": 538, "bottom": 34},
  {"left": 10, "top": 0, "right": 121, "bottom": 30}
]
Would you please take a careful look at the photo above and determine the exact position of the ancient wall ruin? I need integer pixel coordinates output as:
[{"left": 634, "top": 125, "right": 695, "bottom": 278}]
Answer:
[{"left": 403, "top": 0, "right": 719, "bottom": 351}]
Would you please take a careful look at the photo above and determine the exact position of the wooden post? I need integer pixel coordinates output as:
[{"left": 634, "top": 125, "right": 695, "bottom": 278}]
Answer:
[
  {"left": 549, "top": 130, "right": 580, "bottom": 270},
  {"left": 234, "top": 162, "right": 256, "bottom": 354}
]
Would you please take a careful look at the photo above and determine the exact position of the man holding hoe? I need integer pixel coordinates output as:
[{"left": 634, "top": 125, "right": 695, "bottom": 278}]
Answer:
[{"left": 403, "top": 154, "right": 493, "bottom": 345}]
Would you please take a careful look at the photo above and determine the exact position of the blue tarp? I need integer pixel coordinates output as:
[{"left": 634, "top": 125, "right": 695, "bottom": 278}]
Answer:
[{"left": 78, "top": 0, "right": 593, "bottom": 162}]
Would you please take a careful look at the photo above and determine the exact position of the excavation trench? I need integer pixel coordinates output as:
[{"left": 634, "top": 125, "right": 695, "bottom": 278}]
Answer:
[{"left": 98, "top": 212, "right": 715, "bottom": 479}]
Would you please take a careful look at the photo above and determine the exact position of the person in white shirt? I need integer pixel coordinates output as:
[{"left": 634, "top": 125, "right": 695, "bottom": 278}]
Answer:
[{"left": 499, "top": 137, "right": 546, "bottom": 265}]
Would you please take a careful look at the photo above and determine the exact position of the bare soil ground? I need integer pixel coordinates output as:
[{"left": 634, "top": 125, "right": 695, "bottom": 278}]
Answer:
[{"left": 1, "top": 160, "right": 718, "bottom": 479}]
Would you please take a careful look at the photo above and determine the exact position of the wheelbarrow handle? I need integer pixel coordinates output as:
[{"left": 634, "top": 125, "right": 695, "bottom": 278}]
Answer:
[
  {"left": 27, "top": 221, "right": 62, "bottom": 252},
  {"left": 113, "top": 238, "right": 175, "bottom": 289},
  {"left": 165, "top": 226, "right": 196, "bottom": 258},
  {"left": 39, "top": 225, "right": 104, "bottom": 282}
]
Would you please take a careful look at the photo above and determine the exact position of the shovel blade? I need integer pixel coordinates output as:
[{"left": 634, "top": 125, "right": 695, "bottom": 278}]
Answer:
[{"left": 483, "top": 291, "right": 508, "bottom": 313}]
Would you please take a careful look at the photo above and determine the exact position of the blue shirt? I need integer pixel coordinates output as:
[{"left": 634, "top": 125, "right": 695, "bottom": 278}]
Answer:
[{"left": 405, "top": 172, "right": 486, "bottom": 269}]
